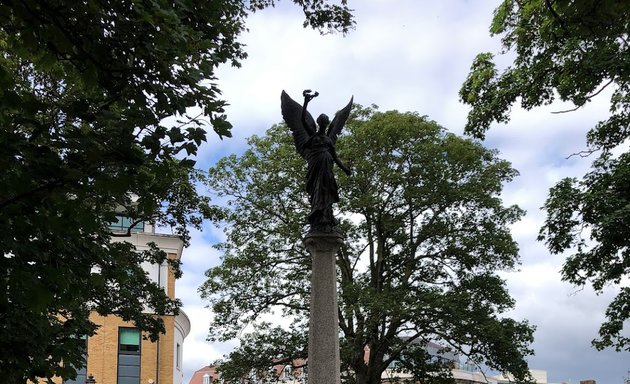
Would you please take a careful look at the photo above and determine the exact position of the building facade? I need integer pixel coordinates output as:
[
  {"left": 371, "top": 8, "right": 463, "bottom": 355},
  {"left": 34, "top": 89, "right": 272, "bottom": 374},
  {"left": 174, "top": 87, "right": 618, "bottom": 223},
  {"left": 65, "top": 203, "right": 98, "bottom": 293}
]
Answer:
[{"left": 67, "top": 220, "right": 191, "bottom": 384}]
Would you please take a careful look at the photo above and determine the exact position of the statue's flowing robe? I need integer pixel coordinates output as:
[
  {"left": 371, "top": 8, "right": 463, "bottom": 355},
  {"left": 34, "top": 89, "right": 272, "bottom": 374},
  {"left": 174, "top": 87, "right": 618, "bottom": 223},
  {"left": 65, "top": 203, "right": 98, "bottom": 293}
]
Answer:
[{"left": 304, "top": 133, "right": 339, "bottom": 228}]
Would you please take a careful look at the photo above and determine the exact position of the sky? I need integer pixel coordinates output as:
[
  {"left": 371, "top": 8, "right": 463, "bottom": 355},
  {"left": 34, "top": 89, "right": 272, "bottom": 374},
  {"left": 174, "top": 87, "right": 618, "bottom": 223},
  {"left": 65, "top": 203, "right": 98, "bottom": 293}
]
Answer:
[{"left": 175, "top": 1, "right": 629, "bottom": 383}]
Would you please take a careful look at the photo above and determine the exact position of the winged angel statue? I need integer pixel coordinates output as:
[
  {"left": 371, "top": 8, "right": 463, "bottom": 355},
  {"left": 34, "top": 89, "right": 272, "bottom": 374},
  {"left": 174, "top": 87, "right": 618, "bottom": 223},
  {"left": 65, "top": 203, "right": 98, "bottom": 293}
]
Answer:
[{"left": 281, "top": 90, "right": 353, "bottom": 233}]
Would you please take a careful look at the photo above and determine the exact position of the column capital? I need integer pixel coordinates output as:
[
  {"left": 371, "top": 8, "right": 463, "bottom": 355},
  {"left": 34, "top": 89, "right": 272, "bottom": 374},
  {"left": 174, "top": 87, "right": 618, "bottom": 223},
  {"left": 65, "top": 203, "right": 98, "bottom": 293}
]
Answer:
[{"left": 303, "top": 230, "right": 345, "bottom": 253}]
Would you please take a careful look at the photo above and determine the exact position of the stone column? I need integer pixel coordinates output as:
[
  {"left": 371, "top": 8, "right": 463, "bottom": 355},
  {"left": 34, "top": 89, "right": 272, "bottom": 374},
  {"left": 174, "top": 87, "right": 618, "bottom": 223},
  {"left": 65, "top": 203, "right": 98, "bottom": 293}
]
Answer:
[{"left": 303, "top": 231, "right": 344, "bottom": 384}]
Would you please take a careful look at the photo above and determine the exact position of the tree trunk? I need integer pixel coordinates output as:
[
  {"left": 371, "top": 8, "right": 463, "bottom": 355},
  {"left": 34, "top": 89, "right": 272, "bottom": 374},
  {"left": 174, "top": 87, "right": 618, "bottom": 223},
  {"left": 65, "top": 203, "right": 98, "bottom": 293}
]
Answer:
[{"left": 351, "top": 361, "right": 384, "bottom": 384}]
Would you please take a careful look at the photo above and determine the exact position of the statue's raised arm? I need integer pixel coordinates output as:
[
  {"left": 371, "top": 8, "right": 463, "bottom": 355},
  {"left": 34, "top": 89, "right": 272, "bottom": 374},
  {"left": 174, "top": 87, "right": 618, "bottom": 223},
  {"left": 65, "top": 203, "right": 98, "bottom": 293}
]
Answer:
[
  {"left": 280, "top": 90, "right": 353, "bottom": 233},
  {"left": 281, "top": 90, "right": 316, "bottom": 159}
]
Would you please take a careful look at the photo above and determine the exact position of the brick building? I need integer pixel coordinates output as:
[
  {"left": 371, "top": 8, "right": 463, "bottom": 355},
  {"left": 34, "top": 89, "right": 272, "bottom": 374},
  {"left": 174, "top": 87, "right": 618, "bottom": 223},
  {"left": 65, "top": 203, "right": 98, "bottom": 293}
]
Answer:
[{"left": 65, "top": 218, "right": 191, "bottom": 384}]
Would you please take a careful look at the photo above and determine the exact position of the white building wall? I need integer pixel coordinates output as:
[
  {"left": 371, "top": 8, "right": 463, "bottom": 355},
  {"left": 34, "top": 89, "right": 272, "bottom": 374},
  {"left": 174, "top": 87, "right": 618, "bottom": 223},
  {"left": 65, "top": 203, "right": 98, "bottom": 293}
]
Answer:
[
  {"left": 141, "top": 261, "right": 168, "bottom": 293},
  {"left": 173, "top": 310, "right": 191, "bottom": 384}
]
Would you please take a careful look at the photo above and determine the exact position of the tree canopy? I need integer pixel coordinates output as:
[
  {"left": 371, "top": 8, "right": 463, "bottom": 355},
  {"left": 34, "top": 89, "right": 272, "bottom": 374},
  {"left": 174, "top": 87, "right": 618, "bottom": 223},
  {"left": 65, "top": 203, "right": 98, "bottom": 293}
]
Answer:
[
  {"left": 200, "top": 107, "right": 534, "bottom": 384},
  {"left": 459, "top": 0, "right": 630, "bottom": 351},
  {"left": 0, "top": 0, "right": 354, "bottom": 382}
]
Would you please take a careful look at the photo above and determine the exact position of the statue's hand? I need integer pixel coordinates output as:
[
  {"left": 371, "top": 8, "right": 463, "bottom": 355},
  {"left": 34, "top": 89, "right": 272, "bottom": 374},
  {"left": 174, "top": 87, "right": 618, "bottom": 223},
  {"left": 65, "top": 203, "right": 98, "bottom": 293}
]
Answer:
[
  {"left": 343, "top": 167, "right": 352, "bottom": 176},
  {"left": 303, "top": 89, "right": 319, "bottom": 102}
]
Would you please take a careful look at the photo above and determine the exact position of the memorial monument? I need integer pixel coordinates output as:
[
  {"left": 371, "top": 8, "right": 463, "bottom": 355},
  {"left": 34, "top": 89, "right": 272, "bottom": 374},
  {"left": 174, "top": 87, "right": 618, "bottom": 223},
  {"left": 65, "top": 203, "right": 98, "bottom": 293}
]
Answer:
[{"left": 281, "top": 90, "right": 353, "bottom": 384}]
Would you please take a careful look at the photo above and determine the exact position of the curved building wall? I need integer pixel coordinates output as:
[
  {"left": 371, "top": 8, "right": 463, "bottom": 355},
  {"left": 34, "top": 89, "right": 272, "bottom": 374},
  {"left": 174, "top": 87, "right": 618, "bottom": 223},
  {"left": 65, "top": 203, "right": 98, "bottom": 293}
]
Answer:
[{"left": 173, "top": 310, "right": 191, "bottom": 384}]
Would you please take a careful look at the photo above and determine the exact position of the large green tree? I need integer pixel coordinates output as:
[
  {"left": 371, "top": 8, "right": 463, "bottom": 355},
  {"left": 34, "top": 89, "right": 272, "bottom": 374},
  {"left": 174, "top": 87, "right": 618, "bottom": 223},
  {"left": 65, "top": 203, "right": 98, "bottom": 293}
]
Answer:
[
  {"left": 0, "top": 1, "right": 353, "bottom": 382},
  {"left": 200, "top": 107, "right": 534, "bottom": 384},
  {"left": 459, "top": 0, "right": 630, "bottom": 351}
]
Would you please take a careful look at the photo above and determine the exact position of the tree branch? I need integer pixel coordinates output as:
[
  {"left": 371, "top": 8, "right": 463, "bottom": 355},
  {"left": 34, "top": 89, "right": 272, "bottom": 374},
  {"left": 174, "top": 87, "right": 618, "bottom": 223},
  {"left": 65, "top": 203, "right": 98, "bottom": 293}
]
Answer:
[
  {"left": 544, "top": 0, "right": 568, "bottom": 34},
  {"left": 0, "top": 178, "right": 64, "bottom": 210},
  {"left": 551, "top": 78, "right": 615, "bottom": 114}
]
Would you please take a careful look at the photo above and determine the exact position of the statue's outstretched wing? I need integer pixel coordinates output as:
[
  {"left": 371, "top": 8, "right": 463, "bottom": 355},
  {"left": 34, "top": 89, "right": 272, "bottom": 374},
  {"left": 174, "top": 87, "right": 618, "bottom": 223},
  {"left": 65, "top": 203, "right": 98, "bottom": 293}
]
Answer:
[
  {"left": 327, "top": 96, "right": 353, "bottom": 144},
  {"left": 281, "top": 90, "right": 316, "bottom": 158}
]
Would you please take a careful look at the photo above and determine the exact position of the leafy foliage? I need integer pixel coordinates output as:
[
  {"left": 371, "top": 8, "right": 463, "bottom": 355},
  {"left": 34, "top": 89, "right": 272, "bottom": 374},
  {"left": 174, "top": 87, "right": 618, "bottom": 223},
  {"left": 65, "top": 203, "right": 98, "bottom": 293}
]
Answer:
[
  {"left": 0, "top": 0, "right": 354, "bottom": 382},
  {"left": 459, "top": 0, "right": 630, "bottom": 350},
  {"left": 540, "top": 152, "right": 630, "bottom": 351},
  {"left": 200, "top": 107, "right": 534, "bottom": 384},
  {"left": 460, "top": 0, "right": 629, "bottom": 145}
]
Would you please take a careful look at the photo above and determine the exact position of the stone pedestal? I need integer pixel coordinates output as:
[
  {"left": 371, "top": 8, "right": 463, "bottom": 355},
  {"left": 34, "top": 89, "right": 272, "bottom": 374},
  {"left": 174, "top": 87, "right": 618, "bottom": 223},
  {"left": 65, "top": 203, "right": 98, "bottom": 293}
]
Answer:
[{"left": 303, "top": 231, "right": 344, "bottom": 384}]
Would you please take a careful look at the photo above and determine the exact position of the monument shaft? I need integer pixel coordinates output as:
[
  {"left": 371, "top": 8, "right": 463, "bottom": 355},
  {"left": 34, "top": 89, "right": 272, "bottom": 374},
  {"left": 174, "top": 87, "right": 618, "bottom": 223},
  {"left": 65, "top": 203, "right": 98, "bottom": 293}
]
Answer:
[{"left": 304, "top": 232, "right": 344, "bottom": 384}]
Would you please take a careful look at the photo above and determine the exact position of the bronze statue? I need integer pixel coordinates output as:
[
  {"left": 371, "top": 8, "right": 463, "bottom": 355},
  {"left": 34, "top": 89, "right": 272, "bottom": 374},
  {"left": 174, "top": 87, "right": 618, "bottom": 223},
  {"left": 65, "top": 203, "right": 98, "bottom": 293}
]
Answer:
[{"left": 281, "top": 90, "right": 353, "bottom": 232}]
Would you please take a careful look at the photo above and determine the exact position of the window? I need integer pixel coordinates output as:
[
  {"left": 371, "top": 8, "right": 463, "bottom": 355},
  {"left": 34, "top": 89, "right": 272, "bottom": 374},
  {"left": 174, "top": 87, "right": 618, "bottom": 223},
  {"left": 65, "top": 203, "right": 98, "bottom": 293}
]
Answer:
[
  {"left": 203, "top": 373, "right": 211, "bottom": 384},
  {"left": 119, "top": 328, "right": 140, "bottom": 353},
  {"left": 176, "top": 343, "right": 181, "bottom": 369},
  {"left": 64, "top": 336, "right": 88, "bottom": 384},
  {"left": 118, "top": 328, "right": 141, "bottom": 384},
  {"left": 109, "top": 215, "right": 145, "bottom": 233}
]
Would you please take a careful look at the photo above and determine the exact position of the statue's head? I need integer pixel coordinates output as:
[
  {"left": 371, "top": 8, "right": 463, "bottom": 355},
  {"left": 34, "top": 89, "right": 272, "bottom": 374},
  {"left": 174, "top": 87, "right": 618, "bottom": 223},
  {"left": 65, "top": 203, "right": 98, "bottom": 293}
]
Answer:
[{"left": 316, "top": 114, "right": 330, "bottom": 133}]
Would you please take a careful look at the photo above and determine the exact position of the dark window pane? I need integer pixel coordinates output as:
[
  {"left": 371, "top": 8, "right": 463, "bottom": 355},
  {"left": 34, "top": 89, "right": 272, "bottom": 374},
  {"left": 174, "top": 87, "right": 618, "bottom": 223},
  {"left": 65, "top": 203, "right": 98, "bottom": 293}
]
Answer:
[
  {"left": 64, "top": 335, "right": 88, "bottom": 384},
  {"left": 118, "top": 354, "right": 141, "bottom": 366},
  {"left": 109, "top": 215, "right": 145, "bottom": 233},
  {"left": 118, "top": 377, "right": 140, "bottom": 384},
  {"left": 120, "top": 343, "right": 140, "bottom": 352}
]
